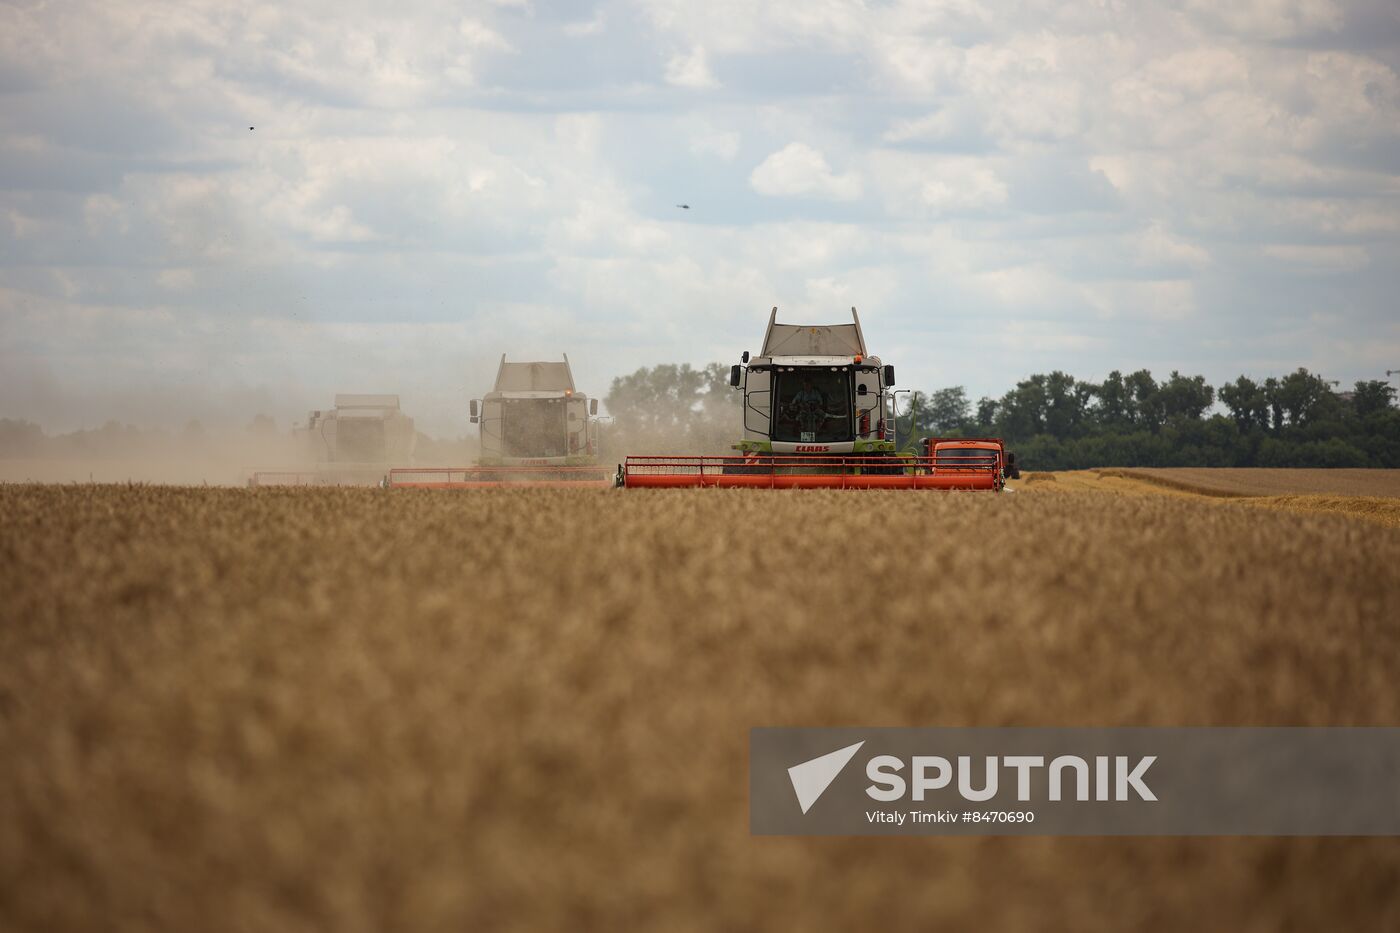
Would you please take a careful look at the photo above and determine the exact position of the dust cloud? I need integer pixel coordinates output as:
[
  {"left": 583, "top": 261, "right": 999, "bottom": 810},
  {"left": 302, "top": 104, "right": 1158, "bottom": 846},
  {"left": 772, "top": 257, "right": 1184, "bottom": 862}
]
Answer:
[{"left": 0, "top": 417, "right": 479, "bottom": 486}]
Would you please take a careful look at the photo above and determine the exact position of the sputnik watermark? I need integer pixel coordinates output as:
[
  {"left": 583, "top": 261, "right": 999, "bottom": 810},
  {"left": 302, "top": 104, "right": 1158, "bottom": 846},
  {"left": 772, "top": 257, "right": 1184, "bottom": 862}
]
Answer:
[
  {"left": 864, "top": 754, "right": 1156, "bottom": 802},
  {"left": 751, "top": 728, "right": 1400, "bottom": 836}
]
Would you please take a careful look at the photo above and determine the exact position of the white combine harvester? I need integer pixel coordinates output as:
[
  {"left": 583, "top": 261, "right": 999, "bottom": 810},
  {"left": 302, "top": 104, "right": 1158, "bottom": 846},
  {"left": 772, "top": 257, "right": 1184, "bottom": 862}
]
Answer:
[
  {"left": 730, "top": 306, "right": 898, "bottom": 457},
  {"left": 249, "top": 394, "right": 416, "bottom": 486},
  {"left": 387, "top": 355, "right": 610, "bottom": 488},
  {"left": 619, "top": 307, "right": 1013, "bottom": 489}
]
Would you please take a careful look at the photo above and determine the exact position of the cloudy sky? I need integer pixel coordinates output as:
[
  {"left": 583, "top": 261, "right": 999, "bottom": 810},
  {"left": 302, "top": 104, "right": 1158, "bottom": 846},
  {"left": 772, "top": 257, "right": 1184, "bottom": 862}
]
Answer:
[{"left": 3, "top": 0, "right": 1399, "bottom": 434}]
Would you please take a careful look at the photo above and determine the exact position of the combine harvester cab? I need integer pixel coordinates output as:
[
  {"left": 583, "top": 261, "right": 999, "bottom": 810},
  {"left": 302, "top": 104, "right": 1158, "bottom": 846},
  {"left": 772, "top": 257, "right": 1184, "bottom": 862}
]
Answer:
[
  {"left": 388, "top": 354, "right": 610, "bottom": 488},
  {"left": 250, "top": 394, "right": 416, "bottom": 487},
  {"left": 619, "top": 306, "right": 1014, "bottom": 490}
]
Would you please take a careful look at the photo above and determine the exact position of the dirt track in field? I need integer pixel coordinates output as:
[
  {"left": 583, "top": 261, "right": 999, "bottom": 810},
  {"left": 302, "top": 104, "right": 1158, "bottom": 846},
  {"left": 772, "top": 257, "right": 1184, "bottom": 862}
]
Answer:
[{"left": 2, "top": 483, "right": 1399, "bottom": 931}]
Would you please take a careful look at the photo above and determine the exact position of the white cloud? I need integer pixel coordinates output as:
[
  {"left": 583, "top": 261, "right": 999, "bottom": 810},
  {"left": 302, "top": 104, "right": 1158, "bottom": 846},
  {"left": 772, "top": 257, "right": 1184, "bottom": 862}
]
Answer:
[
  {"left": 1135, "top": 225, "right": 1210, "bottom": 270},
  {"left": 1183, "top": 0, "right": 1344, "bottom": 41},
  {"left": 864, "top": 152, "right": 1007, "bottom": 216},
  {"left": 7, "top": 210, "right": 39, "bottom": 239},
  {"left": 458, "top": 18, "right": 513, "bottom": 51},
  {"left": 688, "top": 122, "right": 741, "bottom": 160},
  {"left": 1086, "top": 280, "right": 1198, "bottom": 322},
  {"left": 563, "top": 12, "right": 607, "bottom": 37},
  {"left": 157, "top": 268, "right": 197, "bottom": 290},
  {"left": 639, "top": 0, "right": 871, "bottom": 56},
  {"left": 883, "top": 111, "right": 960, "bottom": 144},
  {"left": 665, "top": 45, "right": 719, "bottom": 89},
  {"left": 920, "top": 165, "right": 1007, "bottom": 212},
  {"left": 1261, "top": 243, "right": 1370, "bottom": 273},
  {"left": 971, "top": 264, "right": 1080, "bottom": 314},
  {"left": 750, "top": 143, "right": 863, "bottom": 200}
]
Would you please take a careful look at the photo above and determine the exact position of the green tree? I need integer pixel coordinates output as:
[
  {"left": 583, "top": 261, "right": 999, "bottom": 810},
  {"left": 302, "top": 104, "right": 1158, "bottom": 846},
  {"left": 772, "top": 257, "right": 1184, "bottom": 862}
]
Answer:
[
  {"left": 1095, "top": 370, "right": 1135, "bottom": 429},
  {"left": 1043, "top": 371, "right": 1094, "bottom": 438},
  {"left": 1274, "top": 368, "right": 1335, "bottom": 427},
  {"left": 1352, "top": 380, "right": 1397, "bottom": 418},
  {"left": 1219, "top": 376, "right": 1268, "bottom": 431},
  {"left": 1125, "top": 370, "right": 1163, "bottom": 430},
  {"left": 1263, "top": 377, "right": 1284, "bottom": 432},
  {"left": 606, "top": 364, "right": 706, "bottom": 439},
  {"left": 995, "top": 376, "right": 1047, "bottom": 441},
  {"left": 605, "top": 363, "right": 737, "bottom": 453},
  {"left": 926, "top": 386, "right": 971, "bottom": 434},
  {"left": 974, "top": 396, "right": 999, "bottom": 433},
  {"left": 1158, "top": 371, "right": 1214, "bottom": 421}
]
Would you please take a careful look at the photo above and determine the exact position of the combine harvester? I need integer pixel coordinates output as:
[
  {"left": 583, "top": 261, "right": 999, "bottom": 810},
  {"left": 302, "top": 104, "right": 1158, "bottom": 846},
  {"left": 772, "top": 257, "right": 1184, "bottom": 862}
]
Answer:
[
  {"left": 387, "top": 355, "right": 610, "bottom": 488},
  {"left": 618, "top": 307, "right": 1017, "bottom": 490},
  {"left": 250, "top": 394, "right": 416, "bottom": 487}
]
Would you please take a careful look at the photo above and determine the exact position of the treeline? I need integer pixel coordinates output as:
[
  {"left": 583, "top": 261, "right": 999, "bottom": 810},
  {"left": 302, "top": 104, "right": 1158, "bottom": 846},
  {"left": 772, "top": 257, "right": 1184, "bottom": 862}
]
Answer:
[
  {"left": 896, "top": 369, "right": 1400, "bottom": 469},
  {"left": 603, "top": 363, "right": 738, "bottom": 455},
  {"left": 602, "top": 363, "right": 1400, "bottom": 468},
  {"left": 7, "top": 365, "right": 1397, "bottom": 471}
]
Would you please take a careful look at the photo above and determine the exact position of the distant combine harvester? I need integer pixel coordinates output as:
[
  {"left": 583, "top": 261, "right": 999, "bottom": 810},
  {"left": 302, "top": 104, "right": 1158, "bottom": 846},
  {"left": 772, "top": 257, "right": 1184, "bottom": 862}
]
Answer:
[
  {"left": 248, "top": 394, "right": 415, "bottom": 487},
  {"left": 386, "top": 354, "right": 611, "bottom": 488}
]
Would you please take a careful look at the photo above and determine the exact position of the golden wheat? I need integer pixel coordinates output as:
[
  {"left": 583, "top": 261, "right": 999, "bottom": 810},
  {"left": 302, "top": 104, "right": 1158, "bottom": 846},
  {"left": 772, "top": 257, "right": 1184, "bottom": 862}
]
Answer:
[{"left": 2, "top": 484, "right": 1399, "bottom": 931}]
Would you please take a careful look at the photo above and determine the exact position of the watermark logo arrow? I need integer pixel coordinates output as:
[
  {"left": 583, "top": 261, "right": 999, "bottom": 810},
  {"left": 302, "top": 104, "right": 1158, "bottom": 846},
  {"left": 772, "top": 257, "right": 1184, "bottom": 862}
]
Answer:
[{"left": 788, "top": 741, "right": 865, "bottom": 814}]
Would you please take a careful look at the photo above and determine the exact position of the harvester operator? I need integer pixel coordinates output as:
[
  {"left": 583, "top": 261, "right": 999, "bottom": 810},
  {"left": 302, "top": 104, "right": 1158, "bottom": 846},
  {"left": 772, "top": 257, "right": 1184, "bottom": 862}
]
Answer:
[{"left": 785, "top": 377, "right": 837, "bottom": 437}]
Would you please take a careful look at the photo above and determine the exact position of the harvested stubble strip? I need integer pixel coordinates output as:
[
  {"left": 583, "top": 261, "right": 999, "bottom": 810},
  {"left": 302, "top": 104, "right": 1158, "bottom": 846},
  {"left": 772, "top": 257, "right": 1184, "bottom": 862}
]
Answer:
[
  {"left": 1101, "top": 467, "right": 1400, "bottom": 499},
  {"left": 1094, "top": 468, "right": 1249, "bottom": 498},
  {"left": 1024, "top": 468, "right": 1400, "bottom": 527}
]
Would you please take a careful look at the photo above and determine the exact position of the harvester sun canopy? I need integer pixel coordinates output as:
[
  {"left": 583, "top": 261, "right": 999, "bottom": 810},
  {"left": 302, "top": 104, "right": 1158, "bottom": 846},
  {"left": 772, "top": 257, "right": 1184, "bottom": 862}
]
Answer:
[
  {"left": 491, "top": 356, "right": 576, "bottom": 394},
  {"left": 333, "top": 393, "right": 401, "bottom": 411},
  {"left": 760, "top": 306, "right": 867, "bottom": 359}
]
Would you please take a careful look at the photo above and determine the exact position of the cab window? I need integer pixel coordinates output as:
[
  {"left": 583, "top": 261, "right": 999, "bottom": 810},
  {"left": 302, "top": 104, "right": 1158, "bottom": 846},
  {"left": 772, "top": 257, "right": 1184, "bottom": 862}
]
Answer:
[{"left": 772, "top": 371, "right": 852, "bottom": 443}]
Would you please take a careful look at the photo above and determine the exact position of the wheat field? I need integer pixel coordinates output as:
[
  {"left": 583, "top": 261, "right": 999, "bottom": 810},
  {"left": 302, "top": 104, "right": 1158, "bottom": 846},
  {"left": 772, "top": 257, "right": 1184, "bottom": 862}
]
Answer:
[{"left": 2, "top": 482, "right": 1400, "bottom": 931}]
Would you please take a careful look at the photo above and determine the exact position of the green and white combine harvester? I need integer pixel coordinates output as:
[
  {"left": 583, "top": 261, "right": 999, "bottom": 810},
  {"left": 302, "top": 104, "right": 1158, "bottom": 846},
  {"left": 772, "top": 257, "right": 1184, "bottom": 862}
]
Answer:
[{"left": 617, "top": 307, "right": 1017, "bottom": 490}]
